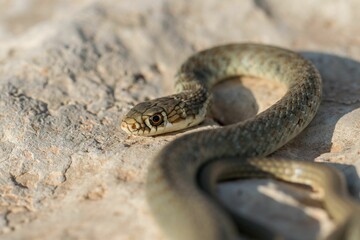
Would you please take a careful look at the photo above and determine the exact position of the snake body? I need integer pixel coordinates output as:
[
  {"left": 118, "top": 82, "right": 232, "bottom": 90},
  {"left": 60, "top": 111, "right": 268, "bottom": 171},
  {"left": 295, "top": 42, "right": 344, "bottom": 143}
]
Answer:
[{"left": 121, "top": 44, "right": 360, "bottom": 239}]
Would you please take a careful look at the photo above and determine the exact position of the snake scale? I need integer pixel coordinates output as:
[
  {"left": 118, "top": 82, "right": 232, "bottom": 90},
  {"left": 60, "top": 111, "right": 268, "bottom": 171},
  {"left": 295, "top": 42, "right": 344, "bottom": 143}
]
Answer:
[{"left": 121, "top": 44, "right": 360, "bottom": 240}]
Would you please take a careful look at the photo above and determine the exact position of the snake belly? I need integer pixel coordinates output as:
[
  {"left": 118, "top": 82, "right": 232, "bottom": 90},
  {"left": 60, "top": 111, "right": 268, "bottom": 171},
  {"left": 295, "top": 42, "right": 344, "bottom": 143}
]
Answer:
[{"left": 120, "top": 44, "right": 360, "bottom": 239}]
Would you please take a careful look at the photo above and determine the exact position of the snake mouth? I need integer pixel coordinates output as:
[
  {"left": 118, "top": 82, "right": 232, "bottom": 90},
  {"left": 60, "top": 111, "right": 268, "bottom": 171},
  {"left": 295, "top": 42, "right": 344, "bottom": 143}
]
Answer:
[
  {"left": 121, "top": 117, "right": 164, "bottom": 136},
  {"left": 120, "top": 119, "right": 141, "bottom": 134},
  {"left": 120, "top": 121, "right": 130, "bottom": 134}
]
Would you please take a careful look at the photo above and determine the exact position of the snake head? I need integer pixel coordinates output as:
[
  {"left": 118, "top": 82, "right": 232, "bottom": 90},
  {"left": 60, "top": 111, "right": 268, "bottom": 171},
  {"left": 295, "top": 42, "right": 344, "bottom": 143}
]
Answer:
[
  {"left": 121, "top": 95, "right": 204, "bottom": 136},
  {"left": 121, "top": 100, "right": 168, "bottom": 136}
]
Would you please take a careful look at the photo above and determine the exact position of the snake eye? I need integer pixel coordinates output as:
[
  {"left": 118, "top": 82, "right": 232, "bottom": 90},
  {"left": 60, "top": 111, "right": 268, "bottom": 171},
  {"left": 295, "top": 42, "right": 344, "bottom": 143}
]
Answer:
[{"left": 149, "top": 113, "right": 163, "bottom": 126}]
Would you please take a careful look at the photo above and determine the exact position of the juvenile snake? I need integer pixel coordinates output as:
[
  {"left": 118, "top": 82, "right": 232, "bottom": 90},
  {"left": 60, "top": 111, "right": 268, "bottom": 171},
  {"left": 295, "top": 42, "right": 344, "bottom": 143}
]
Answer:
[{"left": 121, "top": 44, "right": 360, "bottom": 240}]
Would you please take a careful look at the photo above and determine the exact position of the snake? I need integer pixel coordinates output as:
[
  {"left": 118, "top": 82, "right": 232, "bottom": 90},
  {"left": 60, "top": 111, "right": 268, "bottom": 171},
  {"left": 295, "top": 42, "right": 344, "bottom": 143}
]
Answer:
[{"left": 120, "top": 43, "right": 360, "bottom": 240}]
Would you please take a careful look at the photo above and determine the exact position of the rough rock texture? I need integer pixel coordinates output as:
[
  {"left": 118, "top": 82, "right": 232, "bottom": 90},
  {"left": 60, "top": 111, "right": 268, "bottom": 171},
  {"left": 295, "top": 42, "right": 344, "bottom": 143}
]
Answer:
[{"left": 0, "top": 0, "right": 359, "bottom": 239}]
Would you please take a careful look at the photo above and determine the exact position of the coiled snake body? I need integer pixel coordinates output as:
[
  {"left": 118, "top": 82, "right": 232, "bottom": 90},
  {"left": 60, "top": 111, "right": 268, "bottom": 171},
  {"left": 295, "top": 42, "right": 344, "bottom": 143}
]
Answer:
[{"left": 121, "top": 44, "right": 360, "bottom": 240}]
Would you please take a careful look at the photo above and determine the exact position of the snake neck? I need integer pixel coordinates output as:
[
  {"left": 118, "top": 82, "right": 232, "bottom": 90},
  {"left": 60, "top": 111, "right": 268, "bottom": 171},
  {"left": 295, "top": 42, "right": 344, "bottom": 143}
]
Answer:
[{"left": 174, "top": 82, "right": 210, "bottom": 118}]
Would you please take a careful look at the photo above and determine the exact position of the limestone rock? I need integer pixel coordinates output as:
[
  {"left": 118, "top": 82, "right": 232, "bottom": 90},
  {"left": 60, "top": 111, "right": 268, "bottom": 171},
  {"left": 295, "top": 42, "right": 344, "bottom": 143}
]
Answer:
[{"left": 0, "top": 0, "right": 359, "bottom": 239}]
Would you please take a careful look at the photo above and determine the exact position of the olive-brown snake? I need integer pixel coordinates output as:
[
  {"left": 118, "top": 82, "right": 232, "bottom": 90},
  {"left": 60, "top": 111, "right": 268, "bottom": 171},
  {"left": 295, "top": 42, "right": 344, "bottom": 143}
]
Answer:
[{"left": 121, "top": 44, "right": 360, "bottom": 240}]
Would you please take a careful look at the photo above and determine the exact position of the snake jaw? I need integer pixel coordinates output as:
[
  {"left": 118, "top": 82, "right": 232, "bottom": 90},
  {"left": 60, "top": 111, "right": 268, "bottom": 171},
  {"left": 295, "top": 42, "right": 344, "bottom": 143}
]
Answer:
[
  {"left": 121, "top": 114, "right": 172, "bottom": 136},
  {"left": 120, "top": 118, "right": 141, "bottom": 135},
  {"left": 121, "top": 109, "right": 205, "bottom": 136}
]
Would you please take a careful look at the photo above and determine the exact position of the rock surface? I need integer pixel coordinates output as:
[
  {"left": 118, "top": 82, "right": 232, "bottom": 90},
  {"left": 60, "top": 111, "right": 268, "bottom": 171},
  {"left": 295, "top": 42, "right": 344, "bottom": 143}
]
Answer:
[{"left": 0, "top": 0, "right": 359, "bottom": 239}]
